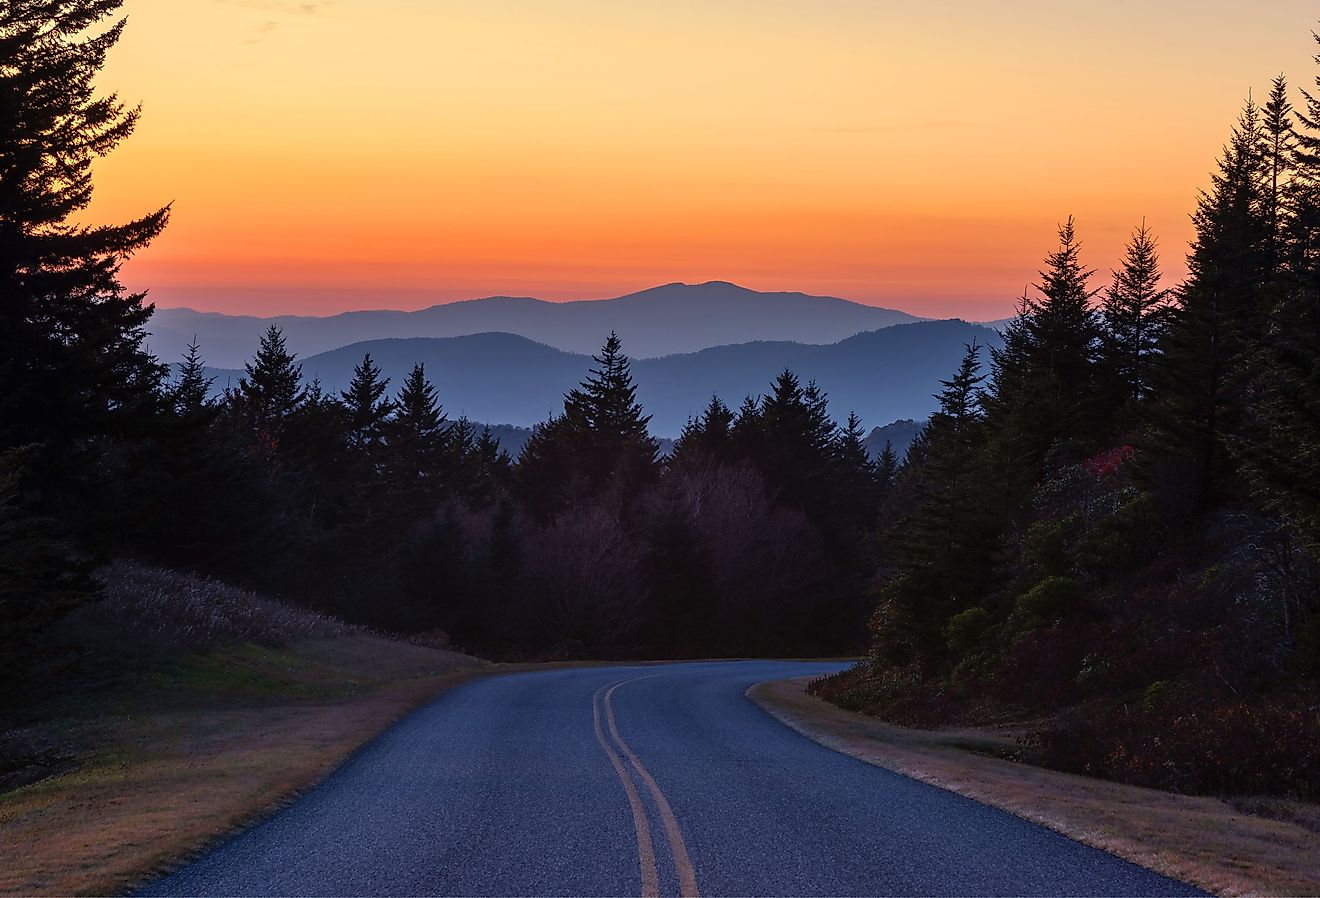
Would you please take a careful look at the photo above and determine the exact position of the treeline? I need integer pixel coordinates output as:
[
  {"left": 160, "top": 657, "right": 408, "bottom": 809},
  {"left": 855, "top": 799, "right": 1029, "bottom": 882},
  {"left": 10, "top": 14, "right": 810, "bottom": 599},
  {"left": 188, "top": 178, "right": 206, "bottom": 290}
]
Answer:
[
  {"left": 0, "top": 1, "right": 895, "bottom": 674},
  {"left": 815, "top": 67, "right": 1320, "bottom": 799},
  {"left": 9, "top": 322, "right": 889, "bottom": 660},
  {"left": 7, "top": 1, "right": 1320, "bottom": 800}
]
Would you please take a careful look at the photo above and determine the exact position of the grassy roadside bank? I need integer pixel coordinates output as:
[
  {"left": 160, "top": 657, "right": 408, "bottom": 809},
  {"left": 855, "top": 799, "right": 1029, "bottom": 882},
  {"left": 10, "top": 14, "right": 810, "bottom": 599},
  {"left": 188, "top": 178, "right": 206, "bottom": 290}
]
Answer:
[
  {"left": 751, "top": 676, "right": 1320, "bottom": 897},
  {"left": 0, "top": 564, "right": 488, "bottom": 897}
]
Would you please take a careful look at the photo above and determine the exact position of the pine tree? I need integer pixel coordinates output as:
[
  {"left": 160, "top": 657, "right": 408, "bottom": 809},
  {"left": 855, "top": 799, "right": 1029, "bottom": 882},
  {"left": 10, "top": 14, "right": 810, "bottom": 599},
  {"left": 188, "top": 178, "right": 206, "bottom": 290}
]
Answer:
[
  {"left": 871, "top": 342, "right": 994, "bottom": 671},
  {"left": 384, "top": 363, "right": 447, "bottom": 485},
  {"left": 756, "top": 370, "right": 837, "bottom": 510},
  {"left": 172, "top": 338, "right": 214, "bottom": 418},
  {"left": 980, "top": 222, "right": 1102, "bottom": 505},
  {"left": 561, "top": 331, "right": 657, "bottom": 476},
  {"left": 1153, "top": 96, "right": 1270, "bottom": 508},
  {"left": 470, "top": 427, "right": 513, "bottom": 498},
  {"left": 875, "top": 440, "right": 900, "bottom": 504},
  {"left": 340, "top": 352, "right": 393, "bottom": 453},
  {"left": 837, "top": 412, "right": 873, "bottom": 473},
  {"left": 1023, "top": 218, "right": 1102, "bottom": 454},
  {"left": 1100, "top": 223, "right": 1168, "bottom": 406},
  {"left": 0, "top": 1, "right": 170, "bottom": 455},
  {"left": 1235, "top": 54, "right": 1320, "bottom": 547},
  {"left": 729, "top": 394, "right": 764, "bottom": 461},
  {"left": 833, "top": 411, "right": 879, "bottom": 534},
  {"left": 672, "top": 395, "right": 735, "bottom": 467},
  {"left": 517, "top": 333, "right": 657, "bottom": 517},
  {"left": 234, "top": 325, "right": 305, "bottom": 445},
  {"left": 1263, "top": 75, "right": 1295, "bottom": 274}
]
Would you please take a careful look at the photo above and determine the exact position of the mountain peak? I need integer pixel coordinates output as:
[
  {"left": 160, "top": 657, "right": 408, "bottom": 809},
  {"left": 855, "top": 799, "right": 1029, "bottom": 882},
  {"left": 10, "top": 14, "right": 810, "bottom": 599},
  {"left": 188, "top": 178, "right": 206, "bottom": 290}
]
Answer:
[{"left": 150, "top": 282, "right": 924, "bottom": 368}]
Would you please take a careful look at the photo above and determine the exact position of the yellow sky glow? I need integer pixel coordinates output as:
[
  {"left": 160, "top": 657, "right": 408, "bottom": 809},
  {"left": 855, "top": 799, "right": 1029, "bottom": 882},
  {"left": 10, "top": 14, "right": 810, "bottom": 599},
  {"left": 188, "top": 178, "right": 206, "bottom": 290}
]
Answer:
[{"left": 91, "top": 0, "right": 1320, "bottom": 318}]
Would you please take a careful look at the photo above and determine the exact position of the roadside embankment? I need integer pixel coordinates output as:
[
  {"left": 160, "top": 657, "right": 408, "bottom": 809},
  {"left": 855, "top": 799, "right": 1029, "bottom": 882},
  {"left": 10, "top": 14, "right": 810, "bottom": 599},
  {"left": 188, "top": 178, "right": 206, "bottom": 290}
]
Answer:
[
  {"left": 0, "top": 562, "right": 487, "bottom": 897},
  {"left": 751, "top": 676, "right": 1320, "bottom": 898}
]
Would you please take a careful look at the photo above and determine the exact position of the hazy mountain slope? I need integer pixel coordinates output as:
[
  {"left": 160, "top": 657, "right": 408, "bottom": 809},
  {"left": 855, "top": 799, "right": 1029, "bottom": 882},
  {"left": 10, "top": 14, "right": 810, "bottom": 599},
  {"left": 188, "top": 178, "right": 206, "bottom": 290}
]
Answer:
[
  {"left": 153, "top": 281, "right": 922, "bottom": 368},
  {"left": 633, "top": 321, "right": 998, "bottom": 433},
  {"left": 208, "top": 334, "right": 585, "bottom": 426},
  {"left": 206, "top": 321, "right": 1001, "bottom": 437},
  {"left": 863, "top": 419, "right": 924, "bottom": 461}
]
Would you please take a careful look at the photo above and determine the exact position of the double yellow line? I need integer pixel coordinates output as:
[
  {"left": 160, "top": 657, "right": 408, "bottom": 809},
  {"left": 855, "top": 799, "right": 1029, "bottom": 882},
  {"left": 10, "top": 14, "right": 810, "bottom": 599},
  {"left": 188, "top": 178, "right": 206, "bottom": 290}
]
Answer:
[{"left": 591, "top": 677, "right": 700, "bottom": 898}]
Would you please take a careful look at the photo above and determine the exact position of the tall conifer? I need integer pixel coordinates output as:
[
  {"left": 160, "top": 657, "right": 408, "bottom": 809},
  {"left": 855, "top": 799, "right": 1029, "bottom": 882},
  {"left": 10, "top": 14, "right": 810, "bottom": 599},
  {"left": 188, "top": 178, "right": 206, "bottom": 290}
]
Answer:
[{"left": 0, "top": 1, "right": 170, "bottom": 454}]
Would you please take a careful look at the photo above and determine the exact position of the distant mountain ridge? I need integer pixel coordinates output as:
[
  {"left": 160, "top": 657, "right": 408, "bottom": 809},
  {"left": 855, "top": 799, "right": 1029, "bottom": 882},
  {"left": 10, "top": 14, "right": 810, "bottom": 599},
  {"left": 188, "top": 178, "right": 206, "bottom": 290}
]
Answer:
[
  {"left": 149, "top": 281, "right": 923, "bottom": 368},
  {"left": 204, "top": 320, "right": 1002, "bottom": 437},
  {"left": 863, "top": 419, "right": 923, "bottom": 461}
]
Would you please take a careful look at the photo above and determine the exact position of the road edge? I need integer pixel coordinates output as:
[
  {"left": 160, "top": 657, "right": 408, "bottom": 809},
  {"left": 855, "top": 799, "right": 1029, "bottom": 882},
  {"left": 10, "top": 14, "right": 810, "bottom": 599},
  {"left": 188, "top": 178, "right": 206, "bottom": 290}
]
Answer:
[
  {"left": 120, "top": 660, "right": 586, "bottom": 897},
  {"left": 748, "top": 676, "right": 1320, "bottom": 898}
]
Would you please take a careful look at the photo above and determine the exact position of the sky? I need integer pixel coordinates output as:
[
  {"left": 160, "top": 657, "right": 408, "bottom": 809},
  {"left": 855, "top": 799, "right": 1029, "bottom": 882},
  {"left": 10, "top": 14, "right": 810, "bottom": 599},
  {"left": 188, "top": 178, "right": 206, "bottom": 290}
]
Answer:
[{"left": 91, "top": 0, "right": 1320, "bottom": 319}]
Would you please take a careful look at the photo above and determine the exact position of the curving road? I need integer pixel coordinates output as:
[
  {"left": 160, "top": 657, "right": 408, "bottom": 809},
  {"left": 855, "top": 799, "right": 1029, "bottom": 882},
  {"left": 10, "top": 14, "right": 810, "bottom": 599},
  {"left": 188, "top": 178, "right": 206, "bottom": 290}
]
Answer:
[{"left": 143, "top": 661, "right": 1202, "bottom": 897}]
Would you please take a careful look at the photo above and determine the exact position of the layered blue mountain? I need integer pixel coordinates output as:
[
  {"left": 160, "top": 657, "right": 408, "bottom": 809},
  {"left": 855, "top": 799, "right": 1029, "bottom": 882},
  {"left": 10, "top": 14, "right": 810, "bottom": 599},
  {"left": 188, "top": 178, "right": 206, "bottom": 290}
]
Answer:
[
  {"left": 205, "top": 320, "right": 1002, "bottom": 438},
  {"left": 148, "top": 281, "right": 922, "bottom": 368}
]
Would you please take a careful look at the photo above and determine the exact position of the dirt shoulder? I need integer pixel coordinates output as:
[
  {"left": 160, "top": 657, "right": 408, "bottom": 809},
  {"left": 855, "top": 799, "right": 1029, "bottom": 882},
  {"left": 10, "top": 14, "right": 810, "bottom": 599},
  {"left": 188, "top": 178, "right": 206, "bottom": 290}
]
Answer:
[
  {"left": 751, "top": 676, "right": 1320, "bottom": 898},
  {"left": 0, "top": 633, "right": 500, "bottom": 897}
]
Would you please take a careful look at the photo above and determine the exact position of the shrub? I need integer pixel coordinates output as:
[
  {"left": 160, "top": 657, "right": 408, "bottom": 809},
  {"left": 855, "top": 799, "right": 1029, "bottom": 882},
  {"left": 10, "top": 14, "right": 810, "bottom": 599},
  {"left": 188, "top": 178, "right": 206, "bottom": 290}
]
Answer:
[
  {"left": 808, "top": 662, "right": 961, "bottom": 727},
  {"left": 1014, "top": 576, "right": 1081, "bottom": 627},
  {"left": 944, "top": 607, "right": 992, "bottom": 656},
  {"left": 1029, "top": 700, "right": 1320, "bottom": 800},
  {"left": 75, "top": 561, "right": 354, "bottom": 651}
]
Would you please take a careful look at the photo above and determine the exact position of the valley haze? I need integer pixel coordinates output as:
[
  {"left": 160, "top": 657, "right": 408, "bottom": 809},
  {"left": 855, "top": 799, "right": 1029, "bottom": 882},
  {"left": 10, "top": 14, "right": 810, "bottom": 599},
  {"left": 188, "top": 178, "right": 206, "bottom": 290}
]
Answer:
[
  {"left": 156, "top": 281, "right": 1001, "bottom": 437},
  {"left": 148, "top": 281, "right": 927, "bottom": 367}
]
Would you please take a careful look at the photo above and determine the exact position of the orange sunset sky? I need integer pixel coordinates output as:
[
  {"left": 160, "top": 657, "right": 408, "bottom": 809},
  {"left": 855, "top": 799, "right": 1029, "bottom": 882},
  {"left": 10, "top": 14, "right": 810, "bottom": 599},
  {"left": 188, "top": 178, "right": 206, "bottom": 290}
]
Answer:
[{"left": 92, "top": 1, "right": 1320, "bottom": 319}]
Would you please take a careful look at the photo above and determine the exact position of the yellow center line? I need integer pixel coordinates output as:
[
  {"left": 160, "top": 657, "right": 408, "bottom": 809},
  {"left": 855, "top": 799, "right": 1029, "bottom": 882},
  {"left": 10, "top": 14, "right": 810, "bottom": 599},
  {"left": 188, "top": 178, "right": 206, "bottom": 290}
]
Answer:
[
  {"left": 592, "top": 683, "right": 660, "bottom": 898},
  {"left": 604, "top": 679, "right": 701, "bottom": 898}
]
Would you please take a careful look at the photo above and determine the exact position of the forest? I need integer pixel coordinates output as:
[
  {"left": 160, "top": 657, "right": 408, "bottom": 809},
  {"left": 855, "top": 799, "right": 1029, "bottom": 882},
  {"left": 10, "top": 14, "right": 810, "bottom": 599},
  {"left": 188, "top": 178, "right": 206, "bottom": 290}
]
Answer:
[{"left": 3, "top": 3, "right": 1319, "bottom": 803}]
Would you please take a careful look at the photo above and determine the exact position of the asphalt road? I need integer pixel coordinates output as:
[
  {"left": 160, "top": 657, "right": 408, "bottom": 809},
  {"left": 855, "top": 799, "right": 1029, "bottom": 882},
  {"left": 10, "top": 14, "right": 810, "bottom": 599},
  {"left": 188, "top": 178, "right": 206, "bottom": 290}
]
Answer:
[{"left": 143, "top": 661, "right": 1203, "bottom": 897}]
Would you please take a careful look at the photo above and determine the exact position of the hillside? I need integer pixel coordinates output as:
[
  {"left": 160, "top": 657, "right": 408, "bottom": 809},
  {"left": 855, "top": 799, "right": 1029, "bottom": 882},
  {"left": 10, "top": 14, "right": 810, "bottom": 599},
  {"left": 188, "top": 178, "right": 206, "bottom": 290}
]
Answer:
[
  {"left": 206, "top": 320, "right": 1001, "bottom": 436},
  {"left": 1, "top": 562, "right": 483, "bottom": 896},
  {"left": 150, "top": 281, "right": 922, "bottom": 368}
]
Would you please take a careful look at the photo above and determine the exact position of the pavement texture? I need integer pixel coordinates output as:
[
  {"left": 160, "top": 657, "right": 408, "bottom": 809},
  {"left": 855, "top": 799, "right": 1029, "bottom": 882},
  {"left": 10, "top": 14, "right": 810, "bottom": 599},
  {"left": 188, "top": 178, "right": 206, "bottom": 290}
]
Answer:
[{"left": 141, "top": 660, "right": 1205, "bottom": 897}]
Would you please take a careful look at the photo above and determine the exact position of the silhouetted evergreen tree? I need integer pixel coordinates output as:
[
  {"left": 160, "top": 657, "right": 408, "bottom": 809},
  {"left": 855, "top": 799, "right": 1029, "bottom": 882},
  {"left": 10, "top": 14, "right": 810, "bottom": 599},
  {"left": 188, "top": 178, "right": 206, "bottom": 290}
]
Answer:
[
  {"left": 341, "top": 353, "right": 393, "bottom": 454},
  {"left": 834, "top": 411, "right": 878, "bottom": 531},
  {"left": 465, "top": 426, "right": 513, "bottom": 503},
  {"left": 1263, "top": 75, "right": 1296, "bottom": 273},
  {"left": 1153, "top": 97, "right": 1271, "bottom": 509},
  {"left": 755, "top": 370, "right": 837, "bottom": 511},
  {"left": 1018, "top": 218, "right": 1102, "bottom": 458},
  {"left": 872, "top": 343, "right": 994, "bottom": 671},
  {"left": 0, "top": 1, "right": 169, "bottom": 656},
  {"left": 1237, "top": 58, "right": 1320, "bottom": 547},
  {"left": 171, "top": 339, "right": 215, "bottom": 418},
  {"left": 729, "top": 395, "right": 764, "bottom": 460},
  {"left": 0, "top": 0, "right": 170, "bottom": 457},
  {"left": 875, "top": 440, "right": 899, "bottom": 503},
  {"left": 1100, "top": 223, "right": 1168, "bottom": 407},
  {"left": 234, "top": 325, "right": 306, "bottom": 450},
  {"left": 672, "top": 396, "right": 735, "bottom": 467},
  {"left": 384, "top": 363, "right": 447, "bottom": 488},
  {"left": 561, "top": 331, "right": 657, "bottom": 481},
  {"left": 517, "top": 333, "right": 657, "bottom": 517}
]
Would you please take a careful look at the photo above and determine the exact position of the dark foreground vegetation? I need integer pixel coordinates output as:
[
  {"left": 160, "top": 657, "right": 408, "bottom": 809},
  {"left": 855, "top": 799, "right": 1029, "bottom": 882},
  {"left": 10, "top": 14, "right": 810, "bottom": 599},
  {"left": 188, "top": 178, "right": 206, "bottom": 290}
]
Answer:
[
  {"left": 2, "top": 0, "right": 1318, "bottom": 808},
  {"left": 814, "top": 66, "right": 1320, "bottom": 799}
]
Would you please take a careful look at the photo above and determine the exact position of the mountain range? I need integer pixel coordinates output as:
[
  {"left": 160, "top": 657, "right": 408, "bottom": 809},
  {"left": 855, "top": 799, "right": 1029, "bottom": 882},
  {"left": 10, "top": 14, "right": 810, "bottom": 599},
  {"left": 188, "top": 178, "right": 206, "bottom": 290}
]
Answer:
[
  {"left": 149, "top": 281, "right": 923, "bottom": 368},
  {"left": 204, "top": 320, "right": 1002, "bottom": 437}
]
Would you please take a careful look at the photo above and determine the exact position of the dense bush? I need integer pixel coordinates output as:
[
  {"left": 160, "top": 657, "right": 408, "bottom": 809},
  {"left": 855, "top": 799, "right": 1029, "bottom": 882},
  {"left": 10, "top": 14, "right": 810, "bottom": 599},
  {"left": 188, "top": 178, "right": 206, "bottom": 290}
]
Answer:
[
  {"left": 84, "top": 561, "right": 354, "bottom": 650},
  {"left": 1029, "top": 700, "right": 1320, "bottom": 800}
]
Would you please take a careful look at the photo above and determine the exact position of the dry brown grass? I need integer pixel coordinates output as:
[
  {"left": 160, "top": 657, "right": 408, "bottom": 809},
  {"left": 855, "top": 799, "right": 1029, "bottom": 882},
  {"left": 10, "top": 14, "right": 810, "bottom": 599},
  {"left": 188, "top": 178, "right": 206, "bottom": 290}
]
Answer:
[
  {"left": 0, "top": 562, "right": 492, "bottom": 897},
  {"left": 1, "top": 635, "right": 487, "bottom": 897},
  {"left": 752, "top": 677, "right": 1320, "bottom": 898},
  {"left": 93, "top": 560, "right": 355, "bottom": 649}
]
